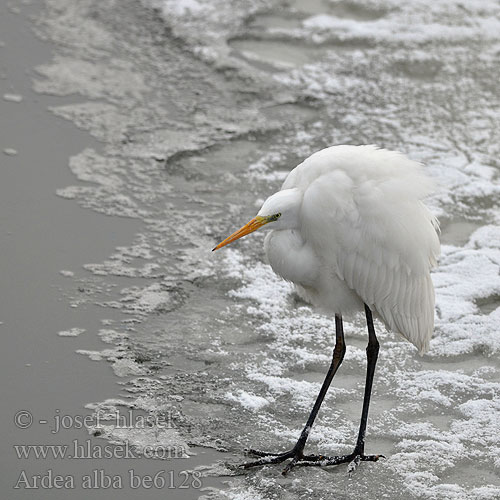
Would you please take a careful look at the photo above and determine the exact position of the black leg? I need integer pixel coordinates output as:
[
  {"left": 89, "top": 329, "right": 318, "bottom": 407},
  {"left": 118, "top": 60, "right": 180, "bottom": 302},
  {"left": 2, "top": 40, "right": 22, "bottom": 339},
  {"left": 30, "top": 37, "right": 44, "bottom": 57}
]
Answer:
[
  {"left": 241, "top": 308, "right": 384, "bottom": 474},
  {"left": 346, "top": 304, "right": 381, "bottom": 471},
  {"left": 294, "top": 314, "right": 346, "bottom": 451},
  {"left": 282, "top": 313, "right": 346, "bottom": 474},
  {"left": 242, "top": 314, "right": 346, "bottom": 474},
  {"left": 288, "top": 304, "right": 383, "bottom": 471}
]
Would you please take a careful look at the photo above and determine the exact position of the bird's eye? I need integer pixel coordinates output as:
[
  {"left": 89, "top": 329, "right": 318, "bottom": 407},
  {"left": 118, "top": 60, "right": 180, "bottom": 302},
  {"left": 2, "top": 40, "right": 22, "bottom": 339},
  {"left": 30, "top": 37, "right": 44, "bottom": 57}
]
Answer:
[{"left": 276, "top": 213, "right": 281, "bottom": 219}]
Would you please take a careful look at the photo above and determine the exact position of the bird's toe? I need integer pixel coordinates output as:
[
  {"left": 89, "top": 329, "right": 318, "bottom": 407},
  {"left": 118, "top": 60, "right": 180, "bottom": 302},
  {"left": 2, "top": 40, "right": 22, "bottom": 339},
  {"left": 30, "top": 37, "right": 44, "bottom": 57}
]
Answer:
[{"left": 347, "top": 453, "right": 385, "bottom": 475}]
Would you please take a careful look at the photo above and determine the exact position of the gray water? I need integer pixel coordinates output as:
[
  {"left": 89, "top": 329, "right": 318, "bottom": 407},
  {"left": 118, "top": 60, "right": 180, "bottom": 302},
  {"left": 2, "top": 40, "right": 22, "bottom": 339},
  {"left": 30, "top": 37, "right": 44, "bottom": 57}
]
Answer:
[{"left": 4, "top": 0, "right": 500, "bottom": 498}]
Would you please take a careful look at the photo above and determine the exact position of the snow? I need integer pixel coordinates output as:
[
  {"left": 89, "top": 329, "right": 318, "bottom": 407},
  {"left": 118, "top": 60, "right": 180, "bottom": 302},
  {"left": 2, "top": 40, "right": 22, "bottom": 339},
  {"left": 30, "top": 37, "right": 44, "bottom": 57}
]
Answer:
[
  {"left": 225, "top": 390, "right": 272, "bottom": 411},
  {"left": 3, "top": 93, "right": 23, "bottom": 102},
  {"left": 161, "top": 0, "right": 205, "bottom": 16},
  {"left": 58, "top": 327, "right": 85, "bottom": 337}
]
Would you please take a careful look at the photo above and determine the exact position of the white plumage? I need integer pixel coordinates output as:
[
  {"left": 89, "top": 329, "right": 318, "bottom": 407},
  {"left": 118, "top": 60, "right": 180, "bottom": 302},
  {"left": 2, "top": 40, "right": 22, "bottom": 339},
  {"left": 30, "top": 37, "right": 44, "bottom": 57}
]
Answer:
[
  {"left": 213, "top": 145, "right": 441, "bottom": 473},
  {"left": 215, "top": 145, "right": 440, "bottom": 354}
]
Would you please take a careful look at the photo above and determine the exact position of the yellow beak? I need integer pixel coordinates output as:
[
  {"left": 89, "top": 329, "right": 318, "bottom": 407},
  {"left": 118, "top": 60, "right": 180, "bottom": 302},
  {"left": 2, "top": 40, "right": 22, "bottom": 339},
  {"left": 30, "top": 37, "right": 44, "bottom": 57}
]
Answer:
[{"left": 212, "top": 216, "right": 268, "bottom": 251}]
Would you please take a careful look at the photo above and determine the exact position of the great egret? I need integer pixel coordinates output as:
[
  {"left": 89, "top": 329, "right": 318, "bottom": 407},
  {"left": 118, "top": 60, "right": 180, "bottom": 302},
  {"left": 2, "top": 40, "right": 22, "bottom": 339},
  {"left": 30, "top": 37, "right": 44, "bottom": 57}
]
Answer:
[{"left": 213, "top": 145, "right": 440, "bottom": 475}]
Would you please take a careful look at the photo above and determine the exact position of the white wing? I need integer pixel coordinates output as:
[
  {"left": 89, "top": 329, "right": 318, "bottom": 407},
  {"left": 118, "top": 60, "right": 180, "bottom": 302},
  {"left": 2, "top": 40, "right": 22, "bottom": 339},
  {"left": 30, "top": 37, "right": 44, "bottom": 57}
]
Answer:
[{"left": 291, "top": 146, "right": 440, "bottom": 354}]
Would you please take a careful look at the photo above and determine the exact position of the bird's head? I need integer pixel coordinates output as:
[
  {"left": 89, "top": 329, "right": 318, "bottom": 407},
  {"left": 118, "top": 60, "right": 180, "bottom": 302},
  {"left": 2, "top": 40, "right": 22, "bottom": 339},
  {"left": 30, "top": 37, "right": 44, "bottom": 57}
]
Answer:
[{"left": 212, "top": 188, "right": 301, "bottom": 251}]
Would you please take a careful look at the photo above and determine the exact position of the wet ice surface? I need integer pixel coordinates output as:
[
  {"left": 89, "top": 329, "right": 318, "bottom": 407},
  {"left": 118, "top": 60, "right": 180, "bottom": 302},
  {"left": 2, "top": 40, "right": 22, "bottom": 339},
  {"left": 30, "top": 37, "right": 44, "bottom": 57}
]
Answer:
[{"left": 36, "top": 0, "right": 500, "bottom": 498}]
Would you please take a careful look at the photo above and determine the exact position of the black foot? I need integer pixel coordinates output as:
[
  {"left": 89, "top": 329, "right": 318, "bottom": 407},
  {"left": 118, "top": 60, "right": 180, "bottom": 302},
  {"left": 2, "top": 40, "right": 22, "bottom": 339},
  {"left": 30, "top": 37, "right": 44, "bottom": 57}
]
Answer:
[
  {"left": 241, "top": 448, "right": 385, "bottom": 476},
  {"left": 241, "top": 448, "right": 326, "bottom": 475}
]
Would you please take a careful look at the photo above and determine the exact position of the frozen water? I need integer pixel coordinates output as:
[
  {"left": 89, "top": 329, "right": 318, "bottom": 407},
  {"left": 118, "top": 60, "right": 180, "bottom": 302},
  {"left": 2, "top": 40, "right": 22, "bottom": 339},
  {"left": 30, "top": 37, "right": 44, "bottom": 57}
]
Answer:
[{"left": 36, "top": 0, "right": 500, "bottom": 498}]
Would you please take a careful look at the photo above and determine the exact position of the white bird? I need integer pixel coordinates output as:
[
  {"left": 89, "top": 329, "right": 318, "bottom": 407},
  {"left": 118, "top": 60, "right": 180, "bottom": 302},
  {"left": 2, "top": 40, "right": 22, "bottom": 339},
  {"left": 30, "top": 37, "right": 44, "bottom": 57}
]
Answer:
[{"left": 213, "top": 145, "right": 440, "bottom": 475}]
